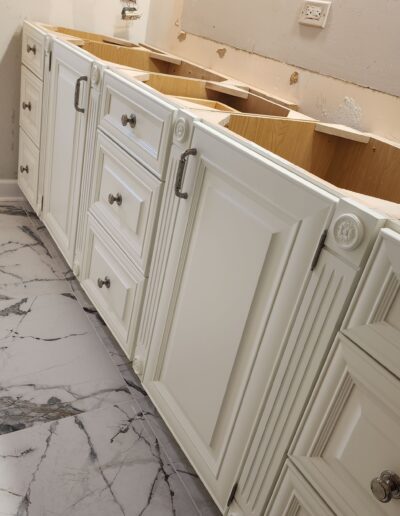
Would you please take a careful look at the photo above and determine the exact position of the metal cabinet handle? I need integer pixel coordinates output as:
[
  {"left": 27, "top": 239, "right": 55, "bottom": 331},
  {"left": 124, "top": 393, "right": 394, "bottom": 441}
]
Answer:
[
  {"left": 108, "top": 193, "right": 122, "bottom": 206},
  {"left": 74, "top": 76, "right": 88, "bottom": 113},
  {"left": 371, "top": 471, "right": 400, "bottom": 503},
  {"left": 20, "top": 165, "right": 29, "bottom": 174},
  {"left": 97, "top": 276, "right": 111, "bottom": 289},
  {"left": 22, "top": 101, "right": 32, "bottom": 111},
  {"left": 27, "top": 44, "right": 37, "bottom": 55},
  {"left": 175, "top": 148, "right": 197, "bottom": 199},
  {"left": 121, "top": 113, "right": 136, "bottom": 128}
]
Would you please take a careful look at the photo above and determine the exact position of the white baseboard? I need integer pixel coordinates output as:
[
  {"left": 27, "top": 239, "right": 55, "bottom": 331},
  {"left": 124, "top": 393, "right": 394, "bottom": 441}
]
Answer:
[{"left": 0, "top": 180, "right": 23, "bottom": 201}]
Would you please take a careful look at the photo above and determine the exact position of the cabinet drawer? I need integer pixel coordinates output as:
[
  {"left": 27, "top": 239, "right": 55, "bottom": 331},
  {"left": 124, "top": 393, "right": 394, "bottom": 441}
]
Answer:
[
  {"left": 20, "top": 66, "right": 43, "bottom": 146},
  {"left": 22, "top": 22, "right": 46, "bottom": 79},
  {"left": 265, "top": 462, "right": 334, "bottom": 516},
  {"left": 90, "top": 132, "right": 162, "bottom": 275},
  {"left": 18, "top": 129, "right": 39, "bottom": 209},
  {"left": 99, "top": 70, "right": 175, "bottom": 179},
  {"left": 82, "top": 217, "right": 145, "bottom": 357},
  {"left": 292, "top": 334, "right": 400, "bottom": 516},
  {"left": 342, "top": 228, "right": 400, "bottom": 377}
]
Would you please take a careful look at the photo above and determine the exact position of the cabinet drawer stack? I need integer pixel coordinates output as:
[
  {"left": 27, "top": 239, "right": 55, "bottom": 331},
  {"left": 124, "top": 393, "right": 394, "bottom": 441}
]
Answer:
[
  {"left": 18, "top": 22, "right": 47, "bottom": 211},
  {"left": 81, "top": 70, "right": 176, "bottom": 358},
  {"left": 270, "top": 227, "right": 400, "bottom": 516}
]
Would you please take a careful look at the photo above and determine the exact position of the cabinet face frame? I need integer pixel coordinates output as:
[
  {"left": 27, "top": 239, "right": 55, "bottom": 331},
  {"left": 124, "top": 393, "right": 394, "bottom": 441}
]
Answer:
[
  {"left": 42, "top": 38, "right": 93, "bottom": 267},
  {"left": 143, "top": 120, "right": 338, "bottom": 510}
]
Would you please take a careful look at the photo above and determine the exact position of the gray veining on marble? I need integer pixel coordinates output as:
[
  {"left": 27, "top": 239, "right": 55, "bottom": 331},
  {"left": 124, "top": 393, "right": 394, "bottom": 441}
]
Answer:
[
  {"left": 0, "top": 401, "right": 200, "bottom": 515},
  {"left": 0, "top": 201, "right": 219, "bottom": 515}
]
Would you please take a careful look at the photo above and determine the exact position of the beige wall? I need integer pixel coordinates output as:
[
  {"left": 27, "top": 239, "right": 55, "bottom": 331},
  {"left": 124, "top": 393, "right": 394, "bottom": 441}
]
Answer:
[
  {"left": 0, "top": 0, "right": 148, "bottom": 180},
  {"left": 145, "top": 0, "right": 400, "bottom": 143}
]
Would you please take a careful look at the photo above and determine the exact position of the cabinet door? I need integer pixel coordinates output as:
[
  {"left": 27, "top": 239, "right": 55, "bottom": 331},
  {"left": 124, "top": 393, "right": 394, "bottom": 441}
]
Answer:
[
  {"left": 292, "top": 334, "right": 400, "bottom": 516},
  {"left": 42, "top": 39, "right": 92, "bottom": 266},
  {"left": 144, "top": 122, "right": 336, "bottom": 510}
]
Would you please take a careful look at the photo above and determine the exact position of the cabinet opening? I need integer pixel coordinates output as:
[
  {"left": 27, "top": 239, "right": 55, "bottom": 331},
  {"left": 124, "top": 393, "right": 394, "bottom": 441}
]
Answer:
[
  {"left": 227, "top": 115, "right": 400, "bottom": 204},
  {"left": 142, "top": 74, "right": 291, "bottom": 117}
]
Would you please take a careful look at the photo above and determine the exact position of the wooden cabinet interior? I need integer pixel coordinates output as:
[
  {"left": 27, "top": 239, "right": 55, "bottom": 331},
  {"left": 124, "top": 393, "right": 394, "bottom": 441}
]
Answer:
[{"left": 227, "top": 115, "right": 400, "bottom": 204}]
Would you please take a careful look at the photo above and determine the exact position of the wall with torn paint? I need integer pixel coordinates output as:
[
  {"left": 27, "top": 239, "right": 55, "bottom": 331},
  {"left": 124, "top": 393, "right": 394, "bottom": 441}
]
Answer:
[
  {"left": 145, "top": 0, "right": 400, "bottom": 143},
  {"left": 0, "top": 0, "right": 149, "bottom": 180}
]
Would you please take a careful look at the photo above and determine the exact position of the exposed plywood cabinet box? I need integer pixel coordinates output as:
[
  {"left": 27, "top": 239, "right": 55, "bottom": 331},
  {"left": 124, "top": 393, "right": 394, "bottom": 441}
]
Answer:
[{"left": 227, "top": 115, "right": 400, "bottom": 205}]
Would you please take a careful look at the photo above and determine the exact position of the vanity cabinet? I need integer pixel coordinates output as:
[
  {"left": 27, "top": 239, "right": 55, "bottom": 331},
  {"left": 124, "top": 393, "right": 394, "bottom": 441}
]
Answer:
[
  {"left": 284, "top": 226, "right": 400, "bottom": 516},
  {"left": 18, "top": 21, "right": 48, "bottom": 213},
  {"left": 42, "top": 39, "right": 93, "bottom": 267},
  {"left": 143, "top": 120, "right": 340, "bottom": 510}
]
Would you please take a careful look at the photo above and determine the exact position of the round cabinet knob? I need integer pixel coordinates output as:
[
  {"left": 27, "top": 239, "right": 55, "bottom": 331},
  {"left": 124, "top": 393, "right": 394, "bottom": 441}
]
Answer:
[
  {"left": 108, "top": 193, "right": 122, "bottom": 206},
  {"left": 97, "top": 276, "right": 111, "bottom": 289},
  {"left": 26, "top": 44, "right": 37, "bottom": 55},
  {"left": 19, "top": 165, "right": 29, "bottom": 174},
  {"left": 22, "top": 101, "right": 32, "bottom": 111},
  {"left": 371, "top": 471, "right": 400, "bottom": 503},
  {"left": 121, "top": 113, "right": 136, "bottom": 128}
]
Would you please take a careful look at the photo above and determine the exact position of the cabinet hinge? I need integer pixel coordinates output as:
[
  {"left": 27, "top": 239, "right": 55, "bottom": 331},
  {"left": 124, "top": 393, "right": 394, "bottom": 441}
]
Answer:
[
  {"left": 40, "top": 195, "right": 44, "bottom": 212},
  {"left": 310, "top": 229, "right": 328, "bottom": 271},
  {"left": 227, "top": 482, "right": 238, "bottom": 507},
  {"left": 48, "top": 50, "right": 52, "bottom": 71}
]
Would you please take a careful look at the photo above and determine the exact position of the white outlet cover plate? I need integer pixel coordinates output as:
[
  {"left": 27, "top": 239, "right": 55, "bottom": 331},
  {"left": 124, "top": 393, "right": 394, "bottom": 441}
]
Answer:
[{"left": 299, "top": 0, "right": 331, "bottom": 28}]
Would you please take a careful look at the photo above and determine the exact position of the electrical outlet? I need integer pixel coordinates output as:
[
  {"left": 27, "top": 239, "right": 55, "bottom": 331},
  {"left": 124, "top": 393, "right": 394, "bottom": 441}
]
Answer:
[{"left": 299, "top": 0, "right": 331, "bottom": 28}]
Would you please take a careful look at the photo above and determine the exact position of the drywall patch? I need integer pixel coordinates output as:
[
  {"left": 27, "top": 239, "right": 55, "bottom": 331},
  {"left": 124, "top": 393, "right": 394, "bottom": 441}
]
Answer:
[
  {"left": 216, "top": 47, "right": 227, "bottom": 58},
  {"left": 333, "top": 96, "right": 363, "bottom": 129},
  {"left": 177, "top": 31, "right": 187, "bottom": 41}
]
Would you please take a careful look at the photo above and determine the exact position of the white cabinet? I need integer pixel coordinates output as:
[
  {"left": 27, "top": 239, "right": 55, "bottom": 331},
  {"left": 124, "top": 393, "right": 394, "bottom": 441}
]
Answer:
[
  {"left": 42, "top": 39, "right": 93, "bottom": 266},
  {"left": 143, "top": 121, "right": 337, "bottom": 510},
  {"left": 18, "top": 129, "right": 39, "bottom": 208},
  {"left": 291, "top": 333, "right": 400, "bottom": 516},
  {"left": 342, "top": 228, "right": 400, "bottom": 376},
  {"left": 265, "top": 462, "right": 335, "bottom": 516}
]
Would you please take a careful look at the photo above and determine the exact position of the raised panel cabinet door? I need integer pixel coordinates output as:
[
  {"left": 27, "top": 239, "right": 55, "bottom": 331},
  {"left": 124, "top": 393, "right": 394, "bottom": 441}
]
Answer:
[
  {"left": 291, "top": 334, "right": 400, "bottom": 516},
  {"left": 144, "top": 122, "right": 337, "bottom": 510},
  {"left": 342, "top": 227, "right": 400, "bottom": 377},
  {"left": 42, "top": 39, "right": 92, "bottom": 266}
]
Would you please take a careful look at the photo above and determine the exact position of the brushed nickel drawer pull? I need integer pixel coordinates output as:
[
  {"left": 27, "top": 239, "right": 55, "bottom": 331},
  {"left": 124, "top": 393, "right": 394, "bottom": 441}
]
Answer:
[
  {"left": 108, "top": 193, "right": 122, "bottom": 206},
  {"left": 22, "top": 101, "right": 32, "bottom": 111},
  {"left": 371, "top": 471, "right": 400, "bottom": 503},
  {"left": 121, "top": 113, "right": 136, "bottom": 128},
  {"left": 175, "top": 148, "right": 197, "bottom": 199},
  {"left": 27, "top": 44, "right": 37, "bottom": 55},
  {"left": 97, "top": 276, "right": 111, "bottom": 289},
  {"left": 20, "top": 165, "right": 29, "bottom": 174}
]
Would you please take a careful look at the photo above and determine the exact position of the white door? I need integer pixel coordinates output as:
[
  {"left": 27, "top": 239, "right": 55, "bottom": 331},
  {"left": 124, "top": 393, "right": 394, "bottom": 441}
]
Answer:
[
  {"left": 42, "top": 39, "right": 92, "bottom": 266},
  {"left": 144, "top": 122, "right": 337, "bottom": 510}
]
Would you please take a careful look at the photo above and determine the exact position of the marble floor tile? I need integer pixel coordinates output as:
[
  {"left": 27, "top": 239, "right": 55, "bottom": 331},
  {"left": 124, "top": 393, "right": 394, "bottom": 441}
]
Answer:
[
  {"left": 118, "top": 367, "right": 220, "bottom": 516},
  {"left": 0, "top": 400, "right": 200, "bottom": 515},
  {"left": 0, "top": 294, "right": 131, "bottom": 434},
  {"left": 0, "top": 219, "right": 70, "bottom": 297}
]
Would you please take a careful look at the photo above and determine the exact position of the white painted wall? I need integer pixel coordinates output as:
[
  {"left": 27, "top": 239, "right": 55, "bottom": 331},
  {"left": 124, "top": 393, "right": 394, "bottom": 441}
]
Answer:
[
  {"left": 145, "top": 0, "right": 400, "bottom": 143},
  {"left": 0, "top": 0, "right": 149, "bottom": 180},
  {"left": 181, "top": 0, "right": 400, "bottom": 97}
]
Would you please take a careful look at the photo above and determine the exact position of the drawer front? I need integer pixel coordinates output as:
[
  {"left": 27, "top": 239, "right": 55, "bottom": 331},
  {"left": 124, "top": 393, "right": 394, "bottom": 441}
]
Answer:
[
  {"left": 22, "top": 22, "right": 46, "bottom": 79},
  {"left": 292, "top": 334, "right": 400, "bottom": 516},
  {"left": 342, "top": 228, "right": 400, "bottom": 377},
  {"left": 99, "top": 70, "right": 176, "bottom": 179},
  {"left": 265, "top": 462, "right": 334, "bottom": 516},
  {"left": 82, "top": 217, "right": 145, "bottom": 357},
  {"left": 20, "top": 66, "right": 43, "bottom": 146},
  {"left": 90, "top": 132, "right": 162, "bottom": 274},
  {"left": 18, "top": 129, "right": 39, "bottom": 209}
]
